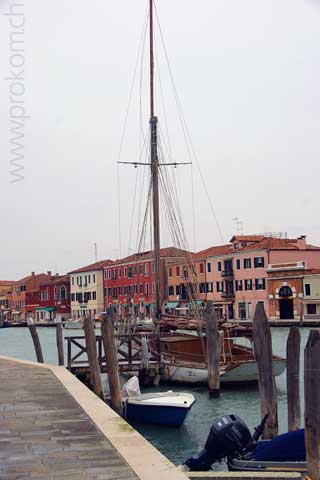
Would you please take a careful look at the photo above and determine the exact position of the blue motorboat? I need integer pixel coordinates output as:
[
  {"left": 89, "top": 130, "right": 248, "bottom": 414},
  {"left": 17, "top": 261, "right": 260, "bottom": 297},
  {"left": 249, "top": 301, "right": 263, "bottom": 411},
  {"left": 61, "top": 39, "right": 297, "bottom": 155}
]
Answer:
[{"left": 124, "top": 390, "right": 195, "bottom": 428}]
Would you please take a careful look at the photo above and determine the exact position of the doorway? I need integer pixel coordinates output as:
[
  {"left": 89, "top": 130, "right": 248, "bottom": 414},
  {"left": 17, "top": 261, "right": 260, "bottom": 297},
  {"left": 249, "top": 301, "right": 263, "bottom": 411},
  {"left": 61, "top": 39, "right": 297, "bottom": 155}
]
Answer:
[{"left": 279, "top": 286, "right": 294, "bottom": 319}]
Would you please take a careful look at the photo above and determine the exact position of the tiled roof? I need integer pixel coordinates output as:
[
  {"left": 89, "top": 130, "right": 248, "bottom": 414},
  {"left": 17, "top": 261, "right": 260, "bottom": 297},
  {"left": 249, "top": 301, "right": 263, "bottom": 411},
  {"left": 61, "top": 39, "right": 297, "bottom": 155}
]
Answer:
[
  {"left": 111, "top": 247, "right": 191, "bottom": 266},
  {"left": 239, "top": 237, "right": 320, "bottom": 252},
  {"left": 0, "top": 280, "right": 14, "bottom": 286},
  {"left": 230, "top": 235, "right": 265, "bottom": 243},
  {"left": 69, "top": 260, "right": 114, "bottom": 274},
  {"left": 193, "top": 244, "right": 233, "bottom": 260}
]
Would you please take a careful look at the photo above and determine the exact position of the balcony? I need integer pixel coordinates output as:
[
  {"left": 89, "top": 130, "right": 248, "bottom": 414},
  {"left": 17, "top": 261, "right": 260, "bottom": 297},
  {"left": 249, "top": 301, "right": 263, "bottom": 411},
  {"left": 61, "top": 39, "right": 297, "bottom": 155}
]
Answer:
[{"left": 221, "top": 269, "right": 234, "bottom": 278}]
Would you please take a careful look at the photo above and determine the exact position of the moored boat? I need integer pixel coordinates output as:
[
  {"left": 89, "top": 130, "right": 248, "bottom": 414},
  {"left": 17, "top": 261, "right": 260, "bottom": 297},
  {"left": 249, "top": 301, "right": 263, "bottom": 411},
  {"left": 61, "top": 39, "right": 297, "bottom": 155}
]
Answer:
[{"left": 124, "top": 390, "right": 195, "bottom": 427}]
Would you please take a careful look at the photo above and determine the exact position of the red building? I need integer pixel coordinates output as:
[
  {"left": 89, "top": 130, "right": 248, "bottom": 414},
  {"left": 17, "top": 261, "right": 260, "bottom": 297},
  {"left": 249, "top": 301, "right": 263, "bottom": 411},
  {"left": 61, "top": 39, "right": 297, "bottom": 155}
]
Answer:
[
  {"left": 103, "top": 247, "right": 189, "bottom": 319},
  {"left": 9, "top": 272, "right": 52, "bottom": 322},
  {"left": 36, "top": 275, "right": 71, "bottom": 322}
]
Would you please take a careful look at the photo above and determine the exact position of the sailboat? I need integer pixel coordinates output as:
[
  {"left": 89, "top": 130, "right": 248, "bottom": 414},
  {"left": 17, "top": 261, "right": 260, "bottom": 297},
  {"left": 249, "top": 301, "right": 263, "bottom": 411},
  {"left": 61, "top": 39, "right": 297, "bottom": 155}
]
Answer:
[{"left": 118, "top": 1, "right": 286, "bottom": 386}]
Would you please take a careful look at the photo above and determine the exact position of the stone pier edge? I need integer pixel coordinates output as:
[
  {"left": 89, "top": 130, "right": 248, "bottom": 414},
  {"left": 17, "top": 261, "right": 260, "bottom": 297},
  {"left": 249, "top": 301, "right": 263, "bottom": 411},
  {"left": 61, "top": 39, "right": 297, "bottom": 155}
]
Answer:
[{"left": 0, "top": 355, "right": 187, "bottom": 480}]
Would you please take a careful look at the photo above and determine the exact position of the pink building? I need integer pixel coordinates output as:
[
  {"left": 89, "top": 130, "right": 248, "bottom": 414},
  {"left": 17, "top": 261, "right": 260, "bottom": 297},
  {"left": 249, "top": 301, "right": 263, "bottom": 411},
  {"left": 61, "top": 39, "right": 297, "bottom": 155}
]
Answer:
[{"left": 168, "top": 235, "right": 320, "bottom": 320}]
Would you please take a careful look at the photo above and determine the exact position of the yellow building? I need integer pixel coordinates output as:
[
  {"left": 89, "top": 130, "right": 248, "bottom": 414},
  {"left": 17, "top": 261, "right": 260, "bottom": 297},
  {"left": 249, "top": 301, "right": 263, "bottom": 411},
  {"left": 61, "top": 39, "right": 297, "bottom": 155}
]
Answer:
[
  {"left": 303, "top": 272, "right": 320, "bottom": 319},
  {"left": 69, "top": 260, "right": 113, "bottom": 319},
  {"left": 0, "top": 280, "right": 13, "bottom": 319}
]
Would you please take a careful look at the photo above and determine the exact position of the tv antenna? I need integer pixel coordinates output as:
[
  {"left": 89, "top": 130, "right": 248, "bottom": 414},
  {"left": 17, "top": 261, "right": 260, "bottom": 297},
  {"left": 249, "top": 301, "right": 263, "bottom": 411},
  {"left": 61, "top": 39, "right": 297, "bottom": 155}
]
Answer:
[{"left": 233, "top": 217, "right": 244, "bottom": 235}]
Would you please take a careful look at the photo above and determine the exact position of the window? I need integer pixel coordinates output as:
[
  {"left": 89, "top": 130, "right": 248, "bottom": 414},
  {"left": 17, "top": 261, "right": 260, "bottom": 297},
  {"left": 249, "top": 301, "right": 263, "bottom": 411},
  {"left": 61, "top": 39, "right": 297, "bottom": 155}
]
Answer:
[
  {"left": 244, "top": 258, "right": 251, "bottom": 269},
  {"left": 145, "top": 264, "right": 149, "bottom": 276},
  {"left": 133, "top": 266, "right": 136, "bottom": 276},
  {"left": 207, "top": 262, "right": 211, "bottom": 273},
  {"left": 139, "top": 284, "right": 144, "bottom": 294},
  {"left": 176, "top": 266, "right": 180, "bottom": 276},
  {"left": 199, "top": 263, "right": 204, "bottom": 274},
  {"left": 217, "top": 261, "right": 222, "bottom": 272},
  {"left": 236, "top": 259, "right": 240, "bottom": 270},
  {"left": 88, "top": 275, "right": 91, "bottom": 283},
  {"left": 124, "top": 267, "right": 127, "bottom": 277},
  {"left": 199, "top": 283, "right": 206, "bottom": 294},
  {"left": 113, "top": 269, "right": 117, "bottom": 280},
  {"left": 60, "top": 286, "right": 66, "bottom": 300},
  {"left": 216, "top": 281, "right": 223, "bottom": 292},
  {"left": 112, "top": 287, "right": 117, "bottom": 298},
  {"left": 139, "top": 264, "right": 143, "bottom": 275},
  {"left": 71, "top": 293, "right": 75, "bottom": 301},
  {"left": 307, "top": 304, "right": 317, "bottom": 315},
  {"left": 152, "top": 283, "right": 155, "bottom": 294},
  {"left": 118, "top": 268, "right": 122, "bottom": 278},
  {"left": 134, "top": 284, "right": 138, "bottom": 294},
  {"left": 118, "top": 286, "right": 122, "bottom": 296},
  {"left": 108, "top": 288, "right": 112, "bottom": 297},
  {"left": 41, "top": 290, "right": 48, "bottom": 301},
  {"left": 206, "top": 282, "right": 213, "bottom": 293},
  {"left": 108, "top": 269, "right": 111, "bottom": 279},
  {"left": 245, "top": 279, "right": 253, "bottom": 290},
  {"left": 151, "top": 263, "right": 155, "bottom": 273},
  {"left": 305, "top": 283, "right": 311, "bottom": 296},
  {"left": 84, "top": 275, "right": 87, "bottom": 286},
  {"left": 124, "top": 286, "right": 128, "bottom": 295},
  {"left": 168, "top": 286, "right": 174, "bottom": 296},
  {"left": 255, "top": 278, "right": 266, "bottom": 290},
  {"left": 128, "top": 266, "right": 133, "bottom": 278},
  {"left": 183, "top": 267, "right": 188, "bottom": 279},
  {"left": 72, "top": 277, "right": 74, "bottom": 286},
  {"left": 79, "top": 276, "right": 82, "bottom": 287},
  {"left": 146, "top": 284, "right": 149, "bottom": 295},
  {"left": 92, "top": 291, "right": 96, "bottom": 300},
  {"left": 169, "top": 267, "right": 173, "bottom": 277},
  {"left": 93, "top": 274, "right": 96, "bottom": 283},
  {"left": 176, "top": 285, "right": 181, "bottom": 296},
  {"left": 104, "top": 288, "right": 107, "bottom": 297},
  {"left": 235, "top": 280, "right": 243, "bottom": 291},
  {"left": 254, "top": 257, "right": 265, "bottom": 268}
]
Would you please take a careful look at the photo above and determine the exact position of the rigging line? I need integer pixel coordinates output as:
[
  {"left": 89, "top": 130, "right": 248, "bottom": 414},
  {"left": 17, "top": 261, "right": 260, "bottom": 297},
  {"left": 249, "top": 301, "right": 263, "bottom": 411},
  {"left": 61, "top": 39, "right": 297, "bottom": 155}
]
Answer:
[
  {"left": 135, "top": 130, "right": 151, "bottom": 252},
  {"left": 139, "top": 12, "right": 149, "bottom": 163},
  {"left": 154, "top": 5, "right": 225, "bottom": 244},
  {"left": 117, "top": 7, "right": 149, "bottom": 259},
  {"left": 127, "top": 167, "right": 139, "bottom": 255},
  {"left": 117, "top": 163, "right": 122, "bottom": 258},
  {"left": 191, "top": 164, "right": 196, "bottom": 252}
]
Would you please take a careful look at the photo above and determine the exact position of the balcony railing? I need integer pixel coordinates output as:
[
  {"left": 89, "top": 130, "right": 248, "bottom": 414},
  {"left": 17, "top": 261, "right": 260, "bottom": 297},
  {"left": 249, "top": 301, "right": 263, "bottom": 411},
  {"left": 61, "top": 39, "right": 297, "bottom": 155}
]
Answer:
[{"left": 221, "top": 269, "right": 234, "bottom": 278}]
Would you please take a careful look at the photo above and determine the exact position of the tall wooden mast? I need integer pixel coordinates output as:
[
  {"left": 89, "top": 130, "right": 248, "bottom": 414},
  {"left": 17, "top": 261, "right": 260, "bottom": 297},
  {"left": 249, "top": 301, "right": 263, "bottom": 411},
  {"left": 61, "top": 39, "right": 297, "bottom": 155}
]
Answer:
[{"left": 149, "top": 0, "right": 161, "bottom": 322}]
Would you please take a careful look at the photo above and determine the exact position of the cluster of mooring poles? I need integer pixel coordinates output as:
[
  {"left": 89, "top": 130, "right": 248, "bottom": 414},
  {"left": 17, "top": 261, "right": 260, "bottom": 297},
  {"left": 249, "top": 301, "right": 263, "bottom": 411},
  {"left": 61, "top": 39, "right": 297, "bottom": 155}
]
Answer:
[{"left": 204, "top": 299, "right": 320, "bottom": 480}]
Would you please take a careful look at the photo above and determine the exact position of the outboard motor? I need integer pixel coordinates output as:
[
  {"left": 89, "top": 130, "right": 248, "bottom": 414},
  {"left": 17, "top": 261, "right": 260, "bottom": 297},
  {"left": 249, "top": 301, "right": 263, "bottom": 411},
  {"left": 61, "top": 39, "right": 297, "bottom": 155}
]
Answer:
[{"left": 184, "top": 414, "right": 251, "bottom": 471}]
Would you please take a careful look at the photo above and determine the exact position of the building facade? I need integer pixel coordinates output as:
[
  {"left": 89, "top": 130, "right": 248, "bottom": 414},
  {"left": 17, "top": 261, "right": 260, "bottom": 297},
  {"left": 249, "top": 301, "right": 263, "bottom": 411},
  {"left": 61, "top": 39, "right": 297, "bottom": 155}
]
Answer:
[
  {"left": 167, "top": 235, "right": 320, "bottom": 320},
  {"left": 69, "top": 260, "right": 114, "bottom": 319},
  {"left": 35, "top": 275, "right": 71, "bottom": 322},
  {"left": 0, "top": 281, "right": 13, "bottom": 319},
  {"left": 104, "top": 247, "right": 189, "bottom": 319}
]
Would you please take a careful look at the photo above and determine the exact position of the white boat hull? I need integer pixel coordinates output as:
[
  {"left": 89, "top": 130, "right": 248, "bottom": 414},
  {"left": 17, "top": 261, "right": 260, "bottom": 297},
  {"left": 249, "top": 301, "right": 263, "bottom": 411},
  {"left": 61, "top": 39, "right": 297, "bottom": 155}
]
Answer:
[{"left": 160, "top": 359, "right": 286, "bottom": 385}]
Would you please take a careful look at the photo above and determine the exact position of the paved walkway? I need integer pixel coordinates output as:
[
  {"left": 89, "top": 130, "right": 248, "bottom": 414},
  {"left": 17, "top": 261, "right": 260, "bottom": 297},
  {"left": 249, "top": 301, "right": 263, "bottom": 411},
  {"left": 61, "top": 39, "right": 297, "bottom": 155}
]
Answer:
[{"left": 0, "top": 357, "right": 187, "bottom": 480}]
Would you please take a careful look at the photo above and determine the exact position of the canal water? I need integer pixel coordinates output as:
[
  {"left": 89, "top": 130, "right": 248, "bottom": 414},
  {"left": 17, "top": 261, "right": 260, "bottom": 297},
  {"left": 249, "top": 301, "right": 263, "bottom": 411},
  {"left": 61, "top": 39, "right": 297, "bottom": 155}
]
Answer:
[{"left": 0, "top": 327, "right": 310, "bottom": 469}]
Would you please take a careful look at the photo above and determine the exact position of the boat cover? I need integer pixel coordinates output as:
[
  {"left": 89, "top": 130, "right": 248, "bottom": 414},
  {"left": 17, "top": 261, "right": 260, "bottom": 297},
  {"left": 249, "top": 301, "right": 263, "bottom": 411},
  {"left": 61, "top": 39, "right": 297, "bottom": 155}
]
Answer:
[{"left": 253, "top": 429, "right": 306, "bottom": 462}]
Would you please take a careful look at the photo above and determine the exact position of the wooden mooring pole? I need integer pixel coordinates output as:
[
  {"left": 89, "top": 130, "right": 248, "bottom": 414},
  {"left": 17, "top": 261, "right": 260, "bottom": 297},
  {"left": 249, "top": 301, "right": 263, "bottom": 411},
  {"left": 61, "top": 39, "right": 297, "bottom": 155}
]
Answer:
[
  {"left": 286, "top": 326, "right": 300, "bottom": 431},
  {"left": 28, "top": 321, "right": 44, "bottom": 363},
  {"left": 83, "top": 317, "right": 105, "bottom": 401},
  {"left": 56, "top": 320, "right": 64, "bottom": 366},
  {"left": 304, "top": 329, "right": 320, "bottom": 480},
  {"left": 205, "top": 300, "right": 220, "bottom": 398},
  {"left": 101, "top": 308, "right": 123, "bottom": 416},
  {"left": 252, "top": 303, "right": 278, "bottom": 439}
]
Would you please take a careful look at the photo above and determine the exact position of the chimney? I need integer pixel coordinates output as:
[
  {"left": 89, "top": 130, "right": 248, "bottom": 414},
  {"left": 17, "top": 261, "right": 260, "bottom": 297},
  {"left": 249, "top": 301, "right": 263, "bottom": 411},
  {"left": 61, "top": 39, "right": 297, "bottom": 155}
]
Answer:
[
  {"left": 297, "top": 235, "right": 306, "bottom": 250},
  {"left": 31, "top": 272, "right": 35, "bottom": 277},
  {"left": 47, "top": 271, "right": 52, "bottom": 279}
]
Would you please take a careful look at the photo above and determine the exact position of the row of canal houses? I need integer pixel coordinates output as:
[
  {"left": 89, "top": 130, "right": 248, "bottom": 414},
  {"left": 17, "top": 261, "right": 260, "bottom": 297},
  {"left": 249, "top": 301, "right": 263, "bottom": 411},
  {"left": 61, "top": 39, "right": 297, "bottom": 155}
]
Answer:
[{"left": 2, "top": 234, "right": 320, "bottom": 323}]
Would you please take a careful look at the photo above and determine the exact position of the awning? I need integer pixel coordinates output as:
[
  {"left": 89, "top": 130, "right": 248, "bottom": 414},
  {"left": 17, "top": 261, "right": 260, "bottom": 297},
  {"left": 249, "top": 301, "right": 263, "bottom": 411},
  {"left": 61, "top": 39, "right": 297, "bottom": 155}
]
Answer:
[
  {"left": 12, "top": 311, "right": 21, "bottom": 315},
  {"left": 46, "top": 307, "right": 55, "bottom": 312},
  {"left": 165, "top": 302, "right": 179, "bottom": 309},
  {"left": 35, "top": 307, "right": 45, "bottom": 311}
]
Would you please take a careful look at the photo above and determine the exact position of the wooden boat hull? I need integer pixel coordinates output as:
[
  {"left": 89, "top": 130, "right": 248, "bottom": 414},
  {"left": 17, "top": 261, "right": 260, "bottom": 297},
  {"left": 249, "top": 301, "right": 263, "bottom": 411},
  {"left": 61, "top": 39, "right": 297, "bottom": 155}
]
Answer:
[
  {"left": 125, "top": 402, "right": 191, "bottom": 427},
  {"left": 160, "top": 358, "right": 286, "bottom": 385}
]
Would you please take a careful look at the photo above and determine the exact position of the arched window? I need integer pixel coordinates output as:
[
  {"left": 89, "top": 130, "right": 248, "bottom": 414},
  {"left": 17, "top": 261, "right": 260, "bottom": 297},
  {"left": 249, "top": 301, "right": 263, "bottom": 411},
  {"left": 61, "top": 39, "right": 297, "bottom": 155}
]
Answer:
[
  {"left": 279, "top": 286, "right": 292, "bottom": 297},
  {"left": 60, "top": 286, "right": 66, "bottom": 300}
]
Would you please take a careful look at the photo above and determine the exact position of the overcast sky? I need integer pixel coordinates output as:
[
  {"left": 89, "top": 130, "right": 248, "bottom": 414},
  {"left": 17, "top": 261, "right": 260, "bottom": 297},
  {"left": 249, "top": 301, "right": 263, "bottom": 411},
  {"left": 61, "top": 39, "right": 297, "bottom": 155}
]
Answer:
[{"left": 1, "top": 0, "right": 320, "bottom": 280}]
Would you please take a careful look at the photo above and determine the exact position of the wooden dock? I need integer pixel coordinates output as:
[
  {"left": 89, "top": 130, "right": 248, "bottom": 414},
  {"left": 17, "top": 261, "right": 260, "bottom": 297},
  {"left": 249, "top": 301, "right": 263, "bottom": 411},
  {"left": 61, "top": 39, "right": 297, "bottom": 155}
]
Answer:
[{"left": 0, "top": 356, "right": 187, "bottom": 480}]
